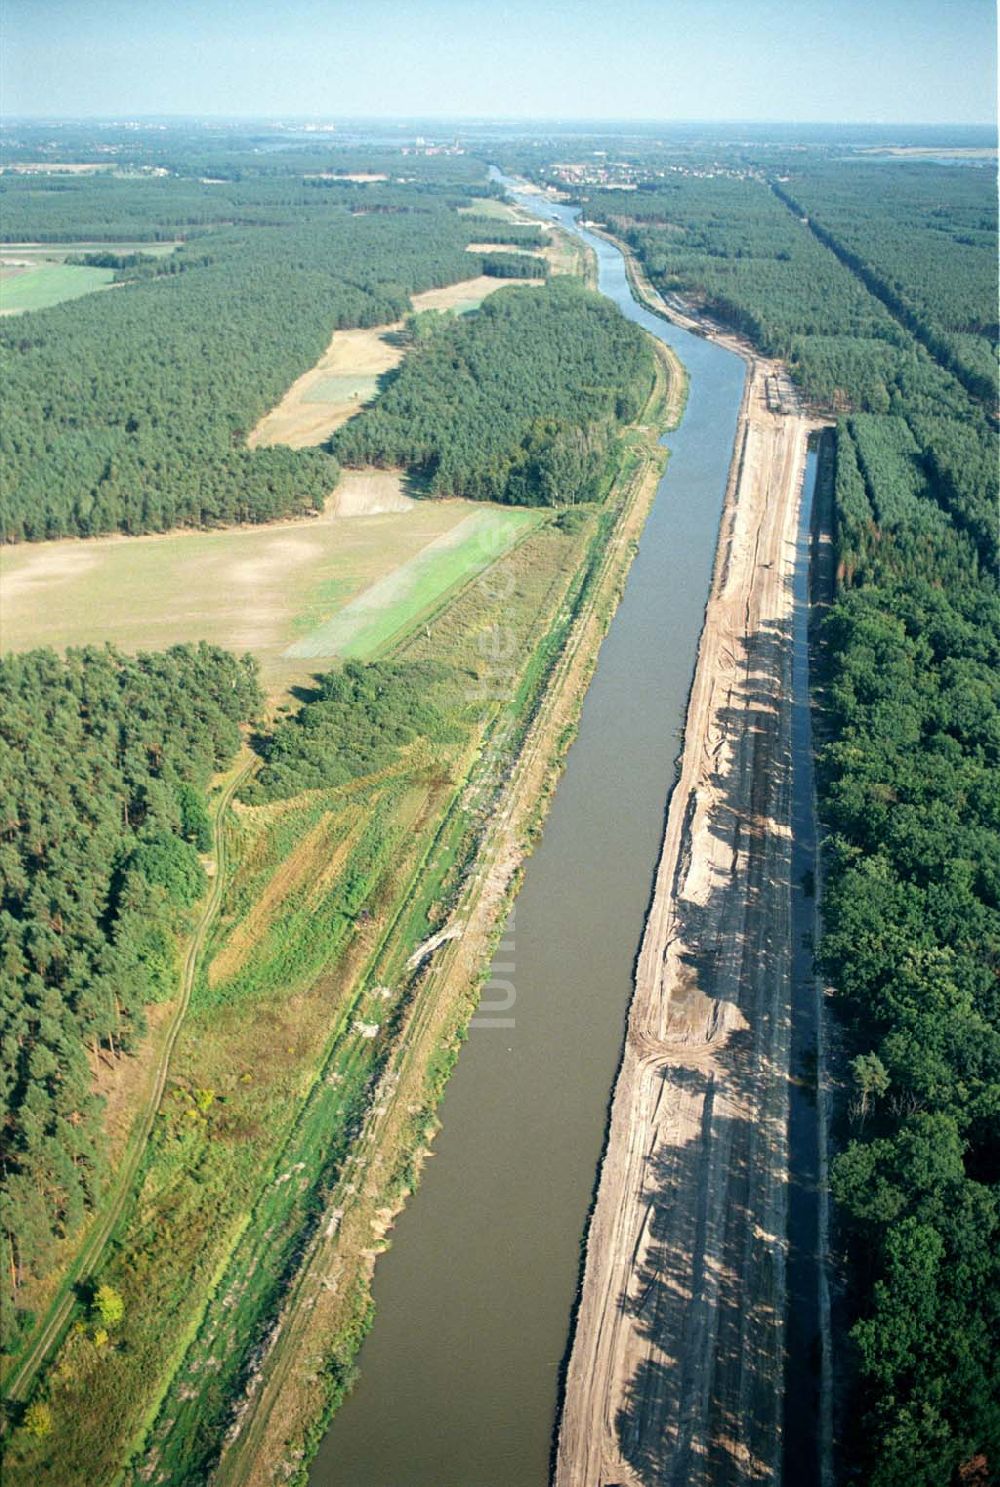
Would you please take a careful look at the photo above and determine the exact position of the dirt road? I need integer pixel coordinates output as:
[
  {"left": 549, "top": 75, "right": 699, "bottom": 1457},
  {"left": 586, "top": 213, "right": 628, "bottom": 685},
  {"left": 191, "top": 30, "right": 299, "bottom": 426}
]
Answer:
[{"left": 556, "top": 327, "right": 826, "bottom": 1485}]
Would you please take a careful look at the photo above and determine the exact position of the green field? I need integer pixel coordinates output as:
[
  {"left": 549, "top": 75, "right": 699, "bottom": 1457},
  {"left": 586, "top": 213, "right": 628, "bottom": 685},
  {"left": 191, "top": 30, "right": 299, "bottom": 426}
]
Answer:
[
  {"left": 457, "top": 198, "right": 520, "bottom": 220},
  {"left": 303, "top": 372, "right": 381, "bottom": 404},
  {"left": 0, "top": 263, "right": 115, "bottom": 313},
  {"left": 449, "top": 293, "right": 496, "bottom": 315},
  {"left": 0, "top": 241, "right": 180, "bottom": 261},
  {"left": 285, "top": 506, "right": 540, "bottom": 660}
]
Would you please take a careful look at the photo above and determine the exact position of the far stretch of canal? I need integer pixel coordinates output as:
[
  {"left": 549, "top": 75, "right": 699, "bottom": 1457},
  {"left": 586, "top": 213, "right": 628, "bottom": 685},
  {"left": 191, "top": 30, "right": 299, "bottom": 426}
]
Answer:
[{"left": 312, "top": 184, "right": 789, "bottom": 1486}]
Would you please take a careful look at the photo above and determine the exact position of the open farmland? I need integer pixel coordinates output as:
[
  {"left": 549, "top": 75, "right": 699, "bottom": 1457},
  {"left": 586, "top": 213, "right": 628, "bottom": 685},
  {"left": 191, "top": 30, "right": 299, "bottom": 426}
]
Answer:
[
  {"left": 0, "top": 241, "right": 180, "bottom": 260},
  {"left": 0, "top": 262, "right": 114, "bottom": 314},
  {"left": 0, "top": 480, "right": 508, "bottom": 694},
  {"left": 286, "top": 505, "right": 540, "bottom": 660}
]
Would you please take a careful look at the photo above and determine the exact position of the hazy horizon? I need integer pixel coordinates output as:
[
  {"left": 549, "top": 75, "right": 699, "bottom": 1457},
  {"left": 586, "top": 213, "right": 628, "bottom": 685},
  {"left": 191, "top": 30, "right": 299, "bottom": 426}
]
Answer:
[
  {"left": 2, "top": 0, "right": 996, "bottom": 127},
  {"left": 2, "top": 114, "right": 997, "bottom": 130}
]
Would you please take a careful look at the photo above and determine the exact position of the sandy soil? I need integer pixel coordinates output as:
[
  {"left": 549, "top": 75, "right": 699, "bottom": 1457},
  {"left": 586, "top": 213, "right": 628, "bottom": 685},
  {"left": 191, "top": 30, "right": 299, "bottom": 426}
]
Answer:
[
  {"left": 464, "top": 241, "right": 546, "bottom": 255},
  {"left": 328, "top": 469, "right": 414, "bottom": 516},
  {"left": 556, "top": 288, "right": 828, "bottom": 1484},
  {"left": 247, "top": 325, "right": 405, "bottom": 450},
  {"left": 248, "top": 277, "right": 541, "bottom": 450},
  {"left": 410, "top": 273, "right": 541, "bottom": 312}
]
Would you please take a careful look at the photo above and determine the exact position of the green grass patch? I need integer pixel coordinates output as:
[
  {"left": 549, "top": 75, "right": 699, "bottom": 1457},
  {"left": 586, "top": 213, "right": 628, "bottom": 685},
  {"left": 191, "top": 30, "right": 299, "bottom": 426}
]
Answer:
[
  {"left": 284, "top": 506, "right": 539, "bottom": 661},
  {"left": 0, "top": 264, "right": 114, "bottom": 314},
  {"left": 302, "top": 373, "right": 381, "bottom": 405}
]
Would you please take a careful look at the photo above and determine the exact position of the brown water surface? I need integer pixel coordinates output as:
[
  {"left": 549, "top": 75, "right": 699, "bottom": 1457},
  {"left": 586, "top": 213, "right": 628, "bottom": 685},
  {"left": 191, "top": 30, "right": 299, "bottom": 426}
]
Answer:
[{"left": 312, "top": 187, "right": 748, "bottom": 1487}]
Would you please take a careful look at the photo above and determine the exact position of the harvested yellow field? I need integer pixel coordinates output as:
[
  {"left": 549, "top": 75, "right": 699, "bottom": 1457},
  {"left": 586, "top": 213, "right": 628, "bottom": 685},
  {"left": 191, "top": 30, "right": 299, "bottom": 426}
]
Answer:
[
  {"left": 0, "top": 480, "right": 479, "bottom": 695},
  {"left": 412, "top": 273, "right": 541, "bottom": 313}
]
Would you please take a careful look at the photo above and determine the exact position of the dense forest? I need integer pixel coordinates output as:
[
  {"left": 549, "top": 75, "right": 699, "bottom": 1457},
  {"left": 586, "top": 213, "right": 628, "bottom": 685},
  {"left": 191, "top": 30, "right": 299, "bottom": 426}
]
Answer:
[
  {"left": 0, "top": 177, "right": 518, "bottom": 541},
  {"left": 578, "top": 168, "right": 998, "bottom": 426},
  {"left": 333, "top": 277, "right": 654, "bottom": 505},
  {"left": 479, "top": 249, "right": 547, "bottom": 278},
  {"left": 241, "top": 659, "right": 460, "bottom": 802},
  {"left": 822, "top": 415, "right": 1000, "bottom": 1485},
  {"left": 584, "top": 161, "right": 1000, "bottom": 1484},
  {"left": 0, "top": 645, "right": 261, "bottom": 1349},
  {"left": 773, "top": 164, "right": 998, "bottom": 407}
]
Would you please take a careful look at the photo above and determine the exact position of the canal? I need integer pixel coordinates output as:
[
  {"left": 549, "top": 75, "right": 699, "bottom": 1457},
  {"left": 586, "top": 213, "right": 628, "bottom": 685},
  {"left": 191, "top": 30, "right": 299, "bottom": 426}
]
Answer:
[{"left": 312, "top": 185, "right": 758, "bottom": 1486}]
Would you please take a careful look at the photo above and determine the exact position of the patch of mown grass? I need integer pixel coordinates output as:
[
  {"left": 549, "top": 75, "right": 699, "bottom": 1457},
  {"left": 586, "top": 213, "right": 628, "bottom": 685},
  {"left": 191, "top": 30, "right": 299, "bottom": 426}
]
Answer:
[{"left": 284, "top": 506, "right": 538, "bottom": 662}]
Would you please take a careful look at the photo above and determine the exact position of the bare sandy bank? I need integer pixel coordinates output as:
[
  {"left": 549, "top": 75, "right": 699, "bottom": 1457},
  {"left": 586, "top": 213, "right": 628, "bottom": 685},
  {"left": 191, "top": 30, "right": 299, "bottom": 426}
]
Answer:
[{"left": 556, "top": 263, "right": 829, "bottom": 1486}]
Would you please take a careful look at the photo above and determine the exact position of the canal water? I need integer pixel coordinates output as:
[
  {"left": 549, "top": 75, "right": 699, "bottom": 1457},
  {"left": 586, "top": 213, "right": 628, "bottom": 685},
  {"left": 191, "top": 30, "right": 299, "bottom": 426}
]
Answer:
[{"left": 312, "top": 188, "right": 748, "bottom": 1486}]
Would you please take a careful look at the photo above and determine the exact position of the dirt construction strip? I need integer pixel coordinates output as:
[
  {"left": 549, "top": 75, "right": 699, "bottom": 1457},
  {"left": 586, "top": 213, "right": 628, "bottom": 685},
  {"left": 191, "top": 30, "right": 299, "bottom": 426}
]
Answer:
[{"left": 556, "top": 343, "right": 826, "bottom": 1485}]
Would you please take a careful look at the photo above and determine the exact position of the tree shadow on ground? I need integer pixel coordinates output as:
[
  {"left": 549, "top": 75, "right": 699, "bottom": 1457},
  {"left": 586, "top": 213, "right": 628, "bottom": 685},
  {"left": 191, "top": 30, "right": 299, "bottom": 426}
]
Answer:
[{"left": 612, "top": 601, "right": 822, "bottom": 1486}]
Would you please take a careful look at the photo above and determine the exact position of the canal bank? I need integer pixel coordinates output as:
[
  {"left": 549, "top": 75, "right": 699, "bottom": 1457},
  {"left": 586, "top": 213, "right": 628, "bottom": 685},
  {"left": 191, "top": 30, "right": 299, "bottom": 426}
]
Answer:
[
  {"left": 313, "top": 183, "right": 828, "bottom": 1487},
  {"left": 312, "top": 190, "right": 746, "bottom": 1487}
]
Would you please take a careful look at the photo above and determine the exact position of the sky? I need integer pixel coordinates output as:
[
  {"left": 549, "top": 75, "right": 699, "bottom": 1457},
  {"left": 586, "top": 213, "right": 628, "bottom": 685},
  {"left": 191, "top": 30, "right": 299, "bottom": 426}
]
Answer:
[{"left": 2, "top": 0, "right": 996, "bottom": 125}]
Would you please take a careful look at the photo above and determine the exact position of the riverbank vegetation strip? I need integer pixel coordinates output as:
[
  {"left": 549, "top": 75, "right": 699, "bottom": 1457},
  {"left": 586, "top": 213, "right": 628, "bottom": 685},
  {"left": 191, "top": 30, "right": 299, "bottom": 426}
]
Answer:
[{"left": 211, "top": 348, "right": 675, "bottom": 1487}]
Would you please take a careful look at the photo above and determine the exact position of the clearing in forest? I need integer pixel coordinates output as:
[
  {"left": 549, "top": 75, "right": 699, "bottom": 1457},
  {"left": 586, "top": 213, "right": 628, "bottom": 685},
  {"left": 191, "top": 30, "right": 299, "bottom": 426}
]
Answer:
[
  {"left": 1, "top": 241, "right": 179, "bottom": 260},
  {"left": 247, "top": 325, "right": 406, "bottom": 450},
  {"left": 457, "top": 197, "right": 521, "bottom": 220},
  {"left": 0, "top": 262, "right": 115, "bottom": 314},
  {"left": 0, "top": 478, "right": 486, "bottom": 693},
  {"left": 249, "top": 275, "right": 543, "bottom": 450}
]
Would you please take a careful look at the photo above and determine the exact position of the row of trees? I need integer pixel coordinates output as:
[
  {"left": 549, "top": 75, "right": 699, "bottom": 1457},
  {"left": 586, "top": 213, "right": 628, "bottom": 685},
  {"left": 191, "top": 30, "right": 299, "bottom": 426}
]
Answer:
[
  {"left": 0, "top": 645, "right": 261, "bottom": 1349},
  {"left": 1, "top": 191, "right": 505, "bottom": 541},
  {"left": 775, "top": 163, "right": 998, "bottom": 405},
  {"left": 333, "top": 278, "right": 654, "bottom": 505},
  {"left": 595, "top": 163, "right": 999, "bottom": 1483}
]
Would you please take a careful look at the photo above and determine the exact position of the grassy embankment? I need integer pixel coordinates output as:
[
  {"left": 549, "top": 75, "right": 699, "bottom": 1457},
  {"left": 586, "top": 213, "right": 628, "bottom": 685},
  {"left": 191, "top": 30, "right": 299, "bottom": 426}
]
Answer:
[
  {"left": 3, "top": 329, "right": 677, "bottom": 1487},
  {"left": 210, "top": 339, "right": 679, "bottom": 1487}
]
